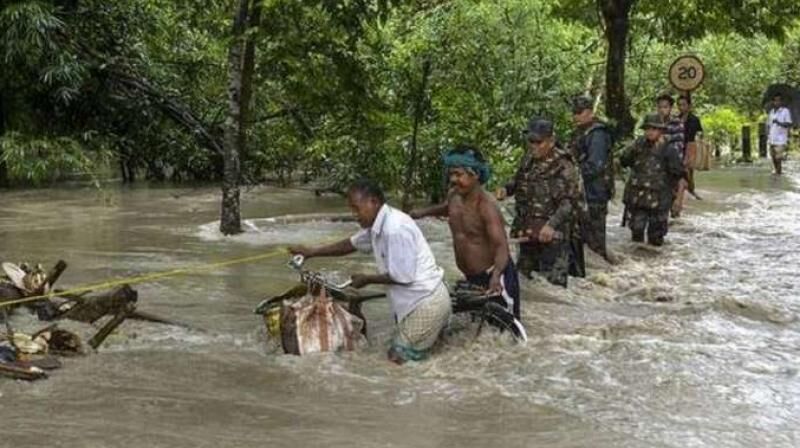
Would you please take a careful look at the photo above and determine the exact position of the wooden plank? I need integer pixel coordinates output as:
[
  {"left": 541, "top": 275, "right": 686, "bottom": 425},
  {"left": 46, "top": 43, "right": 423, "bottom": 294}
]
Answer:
[{"left": 0, "top": 362, "right": 47, "bottom": 381}]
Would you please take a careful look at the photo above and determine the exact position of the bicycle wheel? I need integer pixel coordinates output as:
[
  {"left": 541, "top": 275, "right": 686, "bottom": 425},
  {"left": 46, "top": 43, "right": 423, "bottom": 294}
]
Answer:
[{"left": 479, "top": 302, "right": 528, "bottom": 343}]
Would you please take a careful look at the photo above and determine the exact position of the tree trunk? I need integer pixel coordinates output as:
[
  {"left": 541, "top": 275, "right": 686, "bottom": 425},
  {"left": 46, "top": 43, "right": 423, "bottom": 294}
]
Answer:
[
  {"left": 236, "top": 1, "right": 262, "bottom": 184},
  {"left": 118, "top": 140, "right": 135, "bottom": 183},
  {"left": 401, "top": 58, "right": 432, "bottom": 211},
  {"left": 220, "top": 0, "right": 252, "bottom": 235},
  {"left": 240, "top": 1, "right": 262, "bottom": 152},
  {"left": 600, "top": 0, "right": 635, "bottom": 139}
]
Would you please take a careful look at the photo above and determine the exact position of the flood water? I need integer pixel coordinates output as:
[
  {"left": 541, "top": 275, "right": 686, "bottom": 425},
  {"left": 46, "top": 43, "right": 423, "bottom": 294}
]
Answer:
[{"left": 1, "top": 161, "right": 799, "bottom": 448}]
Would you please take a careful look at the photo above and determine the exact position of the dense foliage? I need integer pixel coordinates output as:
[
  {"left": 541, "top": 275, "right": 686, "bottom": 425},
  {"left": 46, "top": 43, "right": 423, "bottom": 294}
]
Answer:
[{"left": 1, "top": 0, "right": 798, "bottom": 205}]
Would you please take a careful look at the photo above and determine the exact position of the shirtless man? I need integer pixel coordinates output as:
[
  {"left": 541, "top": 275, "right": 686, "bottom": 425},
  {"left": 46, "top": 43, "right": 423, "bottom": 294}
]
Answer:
[{"left": 410, "top": 145, "right": 520, "bottom": 318}]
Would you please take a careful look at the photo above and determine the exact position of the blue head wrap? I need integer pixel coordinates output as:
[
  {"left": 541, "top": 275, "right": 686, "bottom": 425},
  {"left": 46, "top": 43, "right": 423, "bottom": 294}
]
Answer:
[{"left": 442, "top": 147, "right": 491, "bottom": 184}]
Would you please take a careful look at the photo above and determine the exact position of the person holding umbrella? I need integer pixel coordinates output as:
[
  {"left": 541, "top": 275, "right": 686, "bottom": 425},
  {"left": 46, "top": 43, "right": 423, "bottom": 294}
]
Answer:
[{"left": 767, "top": 93, "right": 793, "bottom": 175}]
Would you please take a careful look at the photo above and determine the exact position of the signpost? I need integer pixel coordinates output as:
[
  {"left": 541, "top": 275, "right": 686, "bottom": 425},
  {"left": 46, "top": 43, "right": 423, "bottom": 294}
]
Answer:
[
  {"left": 669, "top": 55, "right": 705, "bottom": 92},
  {"left": 668, "top": 54, "right": 708, "bottom": 165}
]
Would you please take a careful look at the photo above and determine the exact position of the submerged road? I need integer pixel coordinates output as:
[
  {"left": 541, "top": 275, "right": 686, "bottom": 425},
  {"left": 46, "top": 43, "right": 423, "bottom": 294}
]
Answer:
[{"left": 1, "top": 161, "right": 798, "bottom": 448}]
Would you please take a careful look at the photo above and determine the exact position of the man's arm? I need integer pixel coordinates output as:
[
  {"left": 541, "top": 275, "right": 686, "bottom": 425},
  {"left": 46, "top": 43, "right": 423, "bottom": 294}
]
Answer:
[
  {"left": 691, "top": 115, "right": 703, "bottom": 140},
  {"left": 546, "top": 198, "right": 573, "bottom": 233},
  {"left": 409, "top": 202, "right": 448, "bottom": 220},
  {"left": 288, "top": 238, "right": 356, "bottom": 259},
  {"left": 543, "top": 162, "right": 581, "bottom": 241},
  {"left": 481, "top": 199, "right": 510, "bottom": 293},
  {"left": 684, "top": 141, "right": 697, "bottom": 166},
  {"left": 498, "top": 153, "right": 530, "bottom": 199}
]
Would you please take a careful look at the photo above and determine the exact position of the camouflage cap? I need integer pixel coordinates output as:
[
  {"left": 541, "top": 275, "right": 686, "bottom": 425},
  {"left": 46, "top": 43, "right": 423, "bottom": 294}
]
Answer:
[
  {"left": 640, "top": 113, "right": 667, "bottom": 130},
  {"left": 524, "top": 118, "right": 554, "bottom": 141},
  {"left": 571, "top": 96, "right": 594, "bottom": 114}
]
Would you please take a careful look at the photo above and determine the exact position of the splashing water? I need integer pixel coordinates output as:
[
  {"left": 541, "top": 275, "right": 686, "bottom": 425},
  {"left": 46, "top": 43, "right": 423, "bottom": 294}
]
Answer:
[{"left": 1, "top": 164, "right": 799, "bottom": 447}]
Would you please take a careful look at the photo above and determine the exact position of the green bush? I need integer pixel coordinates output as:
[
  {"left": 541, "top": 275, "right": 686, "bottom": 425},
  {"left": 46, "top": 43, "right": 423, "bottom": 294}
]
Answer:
[
  {"left": 701, "top": 106, "right": 749, "bottom": 155},
  {"left": 0, "top": 132, "right": 110, "bottom": 187}
]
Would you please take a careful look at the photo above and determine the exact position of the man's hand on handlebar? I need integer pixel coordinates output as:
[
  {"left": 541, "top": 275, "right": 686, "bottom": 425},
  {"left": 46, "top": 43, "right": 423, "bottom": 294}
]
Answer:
[
  {"left": 487, "top": 273, "right": 503, "bottom": 295},
  {"left": 288, "top": 245, "right": 315, "bottom": 258}
]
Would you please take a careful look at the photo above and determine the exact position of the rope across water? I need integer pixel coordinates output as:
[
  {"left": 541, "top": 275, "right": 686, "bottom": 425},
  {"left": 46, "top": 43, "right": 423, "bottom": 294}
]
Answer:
[{"left": 0, "top": 247, "right": 293, "bottom": 309}]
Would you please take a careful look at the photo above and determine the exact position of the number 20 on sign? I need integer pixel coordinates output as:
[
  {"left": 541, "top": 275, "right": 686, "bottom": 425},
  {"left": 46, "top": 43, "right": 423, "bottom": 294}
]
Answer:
[{"left": 669, "top": 55, "right": 705, "bottom": 92}]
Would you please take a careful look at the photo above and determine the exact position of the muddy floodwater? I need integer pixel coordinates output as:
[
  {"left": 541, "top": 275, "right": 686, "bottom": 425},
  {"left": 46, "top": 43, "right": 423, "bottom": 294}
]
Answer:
[{"left": 1, "top": 162, "right": 799, "bottom": 448}]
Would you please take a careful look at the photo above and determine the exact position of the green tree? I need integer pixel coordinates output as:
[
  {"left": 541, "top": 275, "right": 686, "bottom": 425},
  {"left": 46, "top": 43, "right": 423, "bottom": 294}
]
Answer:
[
  {"left": 558, "top": 0, "right": 800, "bottom": 137},
  {"left": 0, "top": 0, "right": 234, "bottom": 183},
  {"left": 221, "top": 0, "right": 262, "bottom": 235}
]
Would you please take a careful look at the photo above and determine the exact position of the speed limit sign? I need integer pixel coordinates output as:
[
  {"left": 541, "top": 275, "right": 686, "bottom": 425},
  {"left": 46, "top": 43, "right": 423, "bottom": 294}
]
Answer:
[{"left": 669, "top": 55, "right": 705, "bottom": 92}]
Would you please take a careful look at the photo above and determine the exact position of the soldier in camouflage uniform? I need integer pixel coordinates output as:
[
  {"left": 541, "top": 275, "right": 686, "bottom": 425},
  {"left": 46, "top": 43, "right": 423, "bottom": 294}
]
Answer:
[
  {"left": 497, "top": 119, "right": 584, "bottom": 287},
  {"left": 571, "top": 96, "right": 614, "bottom": 260},
  {"left": 620, "top": 114, "right": 685, "bottom": 246}
]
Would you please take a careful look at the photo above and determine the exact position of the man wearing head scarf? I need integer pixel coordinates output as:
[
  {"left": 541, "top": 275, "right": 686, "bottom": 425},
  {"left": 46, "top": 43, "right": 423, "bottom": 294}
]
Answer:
[
  {"left": 497, "top": 119, "right": 585, "bottom": 287},
  {"left": 410, "top": 144, "right": 520, "bottom": 318}
]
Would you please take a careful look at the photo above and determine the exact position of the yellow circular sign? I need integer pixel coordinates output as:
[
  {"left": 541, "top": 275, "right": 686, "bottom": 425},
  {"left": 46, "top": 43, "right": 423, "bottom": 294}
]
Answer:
[{"left": 669, "top": 55, "right": 705, "bottom": 92}]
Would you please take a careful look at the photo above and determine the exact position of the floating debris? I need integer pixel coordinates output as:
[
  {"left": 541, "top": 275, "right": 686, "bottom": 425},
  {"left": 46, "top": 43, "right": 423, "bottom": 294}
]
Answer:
[{"left": 1, "top": 260, "right": 188, "bottom": 381}]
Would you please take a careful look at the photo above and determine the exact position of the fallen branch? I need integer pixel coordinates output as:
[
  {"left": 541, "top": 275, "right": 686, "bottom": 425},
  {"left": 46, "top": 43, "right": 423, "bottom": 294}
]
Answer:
[
  {"left": 45, "top": 260, "right": 68, "bottom": 290},
  {"left": 89, "top": 303, "right": 135, "bottom": 350},
  {"left": 129, "top": 310, "right": 199, "bottom": 331},
  {"left": 58, "top": 285, "right": 138, "bottom": 324}
]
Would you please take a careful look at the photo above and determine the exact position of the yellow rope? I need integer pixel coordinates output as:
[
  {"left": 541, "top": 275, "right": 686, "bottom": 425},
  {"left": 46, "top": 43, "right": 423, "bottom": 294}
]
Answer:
[{"left": 0, "top": 247, "right": 293, "bottom": 309}]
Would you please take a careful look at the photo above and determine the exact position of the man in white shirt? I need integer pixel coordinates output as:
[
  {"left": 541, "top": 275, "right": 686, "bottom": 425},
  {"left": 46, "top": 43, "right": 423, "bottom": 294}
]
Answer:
[
  {"left": 289, "top": 179, "right": 451, "bottom": 364},
  {"left": 767, "top": 94, "right": 793, "bottom": 175}
]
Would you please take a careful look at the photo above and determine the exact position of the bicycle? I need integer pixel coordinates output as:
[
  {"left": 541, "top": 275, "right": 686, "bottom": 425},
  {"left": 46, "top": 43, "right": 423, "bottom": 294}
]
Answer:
[{"left": 254, "top": 255, "right": 528, "bottom": 348}]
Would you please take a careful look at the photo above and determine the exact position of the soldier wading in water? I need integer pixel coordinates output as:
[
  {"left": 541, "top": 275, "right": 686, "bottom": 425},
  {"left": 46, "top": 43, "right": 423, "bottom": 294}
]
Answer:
[
  {"left": 497, "top": 118, "right": 585, "bottom": 287},
  {"left": 620, "top": 114, "right": 685, "bottom": 246},
  {"left": 570, "top": 96, "right": 615, "bottom": 261}
]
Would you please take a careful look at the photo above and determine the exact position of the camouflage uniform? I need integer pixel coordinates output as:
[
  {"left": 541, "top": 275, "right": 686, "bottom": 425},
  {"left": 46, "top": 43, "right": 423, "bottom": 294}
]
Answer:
[
  {"left": 571, "top": 120, "right": 614, "bottom": 259},
  {"left": 506, "top": 145, "right": 584, "bottom": 287},
  {"left": 620, "top": 136, "right": 684, "bottom": 245}
]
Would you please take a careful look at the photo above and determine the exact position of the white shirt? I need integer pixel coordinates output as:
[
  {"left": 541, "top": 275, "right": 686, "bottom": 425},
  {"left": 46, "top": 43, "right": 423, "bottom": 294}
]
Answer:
[
  {"left": 768, "top": 107, "right": 792, "bottom": 146},
  {"left": 350, "top": 204, "right": 444, "bottom": 321}
]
